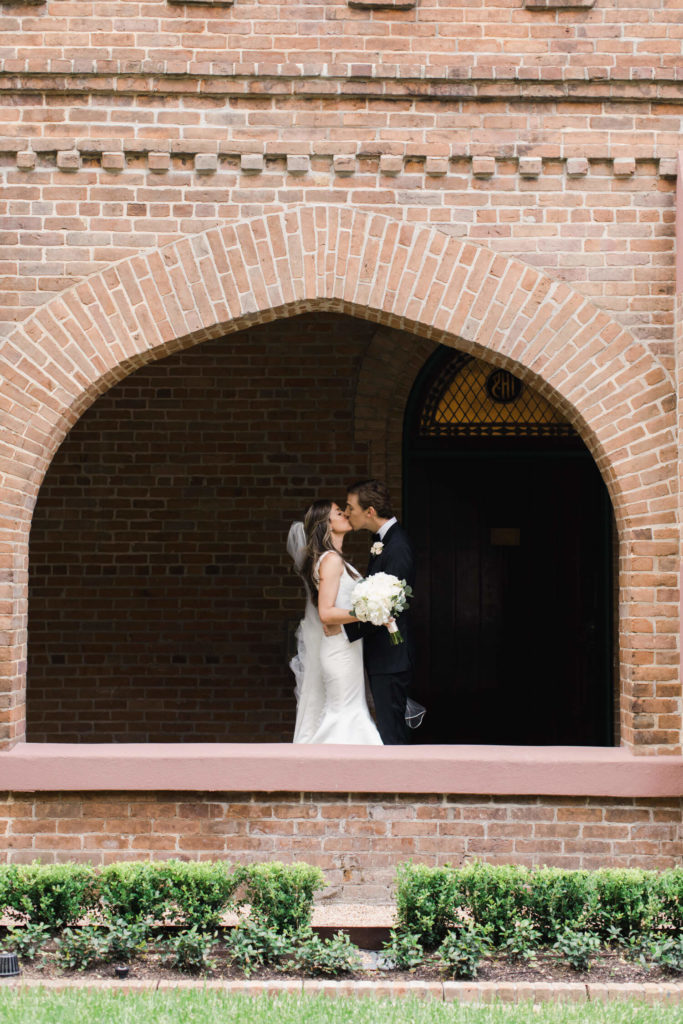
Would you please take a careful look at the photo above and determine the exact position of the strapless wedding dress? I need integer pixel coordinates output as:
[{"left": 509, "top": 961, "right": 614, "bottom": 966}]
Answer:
[{"left": 292, "top": 553, "right": 382, "bottom": 745}]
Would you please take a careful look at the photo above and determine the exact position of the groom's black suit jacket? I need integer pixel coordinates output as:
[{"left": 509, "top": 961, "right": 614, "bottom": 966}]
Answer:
[{"left": 344, "top": 522, "right": 416, "bottom": 675}]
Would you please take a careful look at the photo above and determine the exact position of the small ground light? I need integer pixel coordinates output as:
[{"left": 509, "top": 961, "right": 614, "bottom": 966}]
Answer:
[
  {"left": 0, "top": 953, "right": 20, "bottom": 978},
  {"left": 114, "top": 964, "right": 129, "bottom": 979}
]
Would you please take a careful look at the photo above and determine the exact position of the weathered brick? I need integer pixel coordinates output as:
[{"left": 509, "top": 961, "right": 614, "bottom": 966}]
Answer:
[
  {"left": 333, "top": 154, "right": 356, "bottom": 176},
  {"left": 472, "top": 157, "right": 495, "bottom": 178},
  {"left": 101, "top": 152, "right": 125, "bottom": 172},
  {"left": 286, "top": 154, "right": 309, "bottom": 175},
  {"left": 148, "top": 152, "right": 170, "bottom": 173},
  {"left": 566, "top": 157, "right": 589, "bottom": 177},
  {"left": 241, "top": 153, "right": 264, "bottom": 173},
  {"left": 194, "top": 153, "right": 218, "bottom": 175},
  {"left": 380, "top": 155, "right": 404, "bottom": 176},
  {"left": 15, "top": 150, "right": 36, "bottom": 170},
  {"left": 613, "top": 157, "right": 635, "bottom": 177},
  {"left": 518, "top": 157, "right": 542, "bottom": 177},
  {"left": 4, "top": 789, "right": 678, "bottom": 894},
  {"left": 425, "top": 156, "right": 448, "bottom": 177},
  {"left": 56, "top": 149, "right": 80, "bottom": 172}
]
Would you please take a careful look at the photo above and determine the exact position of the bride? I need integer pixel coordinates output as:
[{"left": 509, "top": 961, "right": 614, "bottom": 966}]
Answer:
[{"left": 288, "top": 501, "right": 383, "bottom": 745}]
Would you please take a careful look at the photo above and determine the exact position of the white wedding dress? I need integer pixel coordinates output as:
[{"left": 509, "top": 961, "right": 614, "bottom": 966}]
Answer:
[{"left": 290, "top": 545, "right": 382, "bottom": 745}]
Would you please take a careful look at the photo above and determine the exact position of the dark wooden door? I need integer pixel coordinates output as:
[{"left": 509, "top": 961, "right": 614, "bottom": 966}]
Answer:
[{"left": 406, "top": 451, "right": 612, "bottom": 745}]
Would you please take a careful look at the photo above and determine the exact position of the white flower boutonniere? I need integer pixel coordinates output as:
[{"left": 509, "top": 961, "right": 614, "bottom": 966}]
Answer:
[{"left": 370, "top": 542, "right": 384, "bottom": 557}]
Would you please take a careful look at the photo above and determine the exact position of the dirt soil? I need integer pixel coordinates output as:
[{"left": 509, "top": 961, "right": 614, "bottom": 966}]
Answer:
[{"left": 9, "top": 944, "right": 679, "bottom": 986}]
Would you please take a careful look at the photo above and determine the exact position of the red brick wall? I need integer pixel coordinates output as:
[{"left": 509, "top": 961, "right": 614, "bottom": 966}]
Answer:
[
  {"left": 1, "top": 147, "right": 675, "bottom": 368},
  {"left": 1, "top": 0, "right": 676, "bottom": 81},
  {"left": 27, "top": 313, "right": 374, "bottom": 742},
  {"left": 0, "top": 0, "right": 679, "bottom": 755},
  {"left": 2, "top": 791, "right": 681, "bottom": 901}
]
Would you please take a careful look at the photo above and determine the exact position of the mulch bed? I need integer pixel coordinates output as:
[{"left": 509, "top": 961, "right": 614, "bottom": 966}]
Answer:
[{"left": 8, "top": 943, "right": 680, "bottom": 986}]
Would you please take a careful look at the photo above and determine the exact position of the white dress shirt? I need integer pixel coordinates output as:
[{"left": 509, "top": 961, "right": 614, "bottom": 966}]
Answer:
[{"left": 377, "top": 516, "right": 397, "bottom": 541}]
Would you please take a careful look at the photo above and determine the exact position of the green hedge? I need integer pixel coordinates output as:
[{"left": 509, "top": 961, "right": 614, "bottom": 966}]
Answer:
[
  {"left": 98, "top": 861, "right": 242, "bottom": 929},
  {"left": 1, "top": 864, "right": 98, "bottom": 928},
  {"left": 0, "top": 860, "right": 324, "bottom": 932},
  {"left": 394, "top": 861, "right": 683, "bottom": 949},
  {"left": 242, "top": 862, "right": 325, "bottom": 933},
  {"left": 2, "top": 858, "right": 683, "bottom": 950}
]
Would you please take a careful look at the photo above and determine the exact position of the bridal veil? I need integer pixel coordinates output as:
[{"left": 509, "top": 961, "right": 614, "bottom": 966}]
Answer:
[{"left": 287, "top": 522, "right": 326, "bottom": 743}]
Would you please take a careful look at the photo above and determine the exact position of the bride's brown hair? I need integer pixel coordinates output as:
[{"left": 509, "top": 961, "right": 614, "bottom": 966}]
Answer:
[{"left": 299, "top": 500, "right": 357, "bottom": 605}]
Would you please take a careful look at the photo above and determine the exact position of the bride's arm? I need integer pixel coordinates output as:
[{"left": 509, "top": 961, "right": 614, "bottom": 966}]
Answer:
[{"left": 318, "top": 554, "right": 357, "bottom": 626}]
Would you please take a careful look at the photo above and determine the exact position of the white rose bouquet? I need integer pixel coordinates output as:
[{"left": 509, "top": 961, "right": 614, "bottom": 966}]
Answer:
[{"left": 350, "top": 572, "right": 413, "bottom": 645}]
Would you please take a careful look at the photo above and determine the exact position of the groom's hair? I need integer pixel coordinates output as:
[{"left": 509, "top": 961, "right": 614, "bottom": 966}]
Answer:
[{"left": 347, "top": 479, "right": 394, "bottom": 519}]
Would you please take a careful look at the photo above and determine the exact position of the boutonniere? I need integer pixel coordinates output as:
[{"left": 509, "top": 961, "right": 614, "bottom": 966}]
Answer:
[{"left": 370, "top": 542, "right": 384, "bottom": 556}]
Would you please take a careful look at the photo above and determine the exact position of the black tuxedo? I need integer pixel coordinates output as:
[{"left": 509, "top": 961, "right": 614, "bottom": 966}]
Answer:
[{"left": 345, "top": 522, "right": 415, "bottom": 744}]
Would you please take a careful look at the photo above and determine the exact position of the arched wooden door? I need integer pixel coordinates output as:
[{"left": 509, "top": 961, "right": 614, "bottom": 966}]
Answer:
[{"left": 403, "top": 348, "right": 614, "bottom": 746}]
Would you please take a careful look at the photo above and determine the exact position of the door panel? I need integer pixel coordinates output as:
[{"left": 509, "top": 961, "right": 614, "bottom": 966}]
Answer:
[{"left": 407, "top": 452, "right": 612, "bottom": 745}]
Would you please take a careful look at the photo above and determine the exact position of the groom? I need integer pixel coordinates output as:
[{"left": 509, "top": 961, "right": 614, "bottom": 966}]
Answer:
[{"left": 343, "top": 479, "right": 415, "bottom": 745}]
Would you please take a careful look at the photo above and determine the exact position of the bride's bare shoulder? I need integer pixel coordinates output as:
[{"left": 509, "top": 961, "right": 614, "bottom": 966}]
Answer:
[{"left": 316, "top": 550, "right": 343, "bottom": 576}]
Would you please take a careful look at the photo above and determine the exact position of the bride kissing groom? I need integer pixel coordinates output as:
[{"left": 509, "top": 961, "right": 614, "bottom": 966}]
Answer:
[{"left": 289, "top": 478, "right": 417, "bottom": 746}]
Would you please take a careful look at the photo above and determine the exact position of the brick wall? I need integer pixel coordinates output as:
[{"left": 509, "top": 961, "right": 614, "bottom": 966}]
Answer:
[
  {"left": 1, "top": 0, "right": 677, "bottom": 76},
  {"left": 27, "top": 313, "right": 374, "bottom": 742},
  {"left": 1, "top": 142, "right": 676, "bottom": 366},
  {"left": 0, "top": 0, "right": 680, "bottom": 756},
  {"left": 0, "top": 206, "right": 673, "bottom": 751},
  {"left": 2, "top": 791, "right": 681, "bottom": 901},
  {"left": 0, "top": 0, "right": 678, "bottom": 362}
]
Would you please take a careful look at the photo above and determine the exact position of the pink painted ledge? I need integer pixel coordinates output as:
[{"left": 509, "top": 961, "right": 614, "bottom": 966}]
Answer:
[{"left": 1, "top": 743, "right": 683, "bottom": 796}]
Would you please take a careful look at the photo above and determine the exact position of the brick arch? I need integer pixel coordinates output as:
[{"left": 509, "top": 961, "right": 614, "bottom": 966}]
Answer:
[{"left": 0, "top": 206, "right": 677, "bottom": 750}]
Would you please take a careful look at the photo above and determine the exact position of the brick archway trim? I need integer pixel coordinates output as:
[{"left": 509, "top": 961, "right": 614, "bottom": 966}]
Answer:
[
  {"left": 0, "top": 205, "right": 677, "bottom": 750},
  {"left": 7, "top": 207, "right": 674, "bottom": 520}
]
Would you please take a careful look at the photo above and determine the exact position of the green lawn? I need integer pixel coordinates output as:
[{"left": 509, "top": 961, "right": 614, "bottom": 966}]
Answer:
[{"left": 0, "top": 991, "right": 678, "bottom": 1024}]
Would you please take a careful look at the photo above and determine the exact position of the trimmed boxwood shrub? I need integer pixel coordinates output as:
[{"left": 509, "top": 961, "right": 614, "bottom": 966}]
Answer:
[
  {"left": 98, "top": 860, "right": 240, "bottom": 928},
  {"left": 588, "top": 868, "right": 660, "bottom": 939},
  {"left": 653, "top": 868, "right": 683, "bottom": 934},
  {"left": 394, "top": 862, "right": 462, "bottom": 949},
  {"left": 4, "top": 863, "right": 98, "bottom": 928},
  {"left": 98, "top": 863, "right": 171, "bottom": 924},
  {"left": 5, "top": 856, "right": 683, "bottom": 977},
  {"left": 393, "top": 860, "right": 683, "bottom": 951},
  {"left": 242, "top": 862, "right": 325, "bottom": 934},
  {"left": 458, "top": 862, "right": 534, "bottom": 944}
]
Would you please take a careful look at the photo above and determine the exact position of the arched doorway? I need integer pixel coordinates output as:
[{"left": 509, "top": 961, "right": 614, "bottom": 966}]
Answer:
[
  {"left": 0, "top": 207, "right": 676, "bottom": 751},
  {"left": 404, "top": 347, "right": 614, "bottom": 746}
]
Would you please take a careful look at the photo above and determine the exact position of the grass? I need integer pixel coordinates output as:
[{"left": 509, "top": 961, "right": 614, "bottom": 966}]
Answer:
[{"left": 0, "top": 991, "right": 678, "bottom": 1024}]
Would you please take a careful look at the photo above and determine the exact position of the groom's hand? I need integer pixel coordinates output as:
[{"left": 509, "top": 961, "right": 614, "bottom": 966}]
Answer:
[{"left": 322, "top": 623, "right": 341, "bottom": 636}]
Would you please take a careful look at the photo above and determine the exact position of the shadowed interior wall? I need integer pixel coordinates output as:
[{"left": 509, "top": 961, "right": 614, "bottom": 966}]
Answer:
[{"left": 27, "top": 313, "right": 374, "bottom": 743}]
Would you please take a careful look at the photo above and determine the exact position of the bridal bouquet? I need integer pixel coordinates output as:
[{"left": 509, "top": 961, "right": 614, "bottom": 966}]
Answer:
[{"left": 350, "top": 572, "right": 413, "bottom": 645}]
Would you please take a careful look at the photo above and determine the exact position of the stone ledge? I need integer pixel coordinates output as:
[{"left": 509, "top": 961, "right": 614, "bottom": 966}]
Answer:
[
  {"left": 2, "top": 743, "right": 683, "bottom": 796},
  {"left": 0, "top": 69, "right": 680, "bottom": 106},
  {"left": 0, "top": 61, "right": 678, "bottom": 85},
  {"left": 525, "top": 0, "right": 595, "bottom": 7},
  {"left": 4, "top": 977, "right": 683, "bottom": 1002},
  {"left": 348, "top": 0, "right": 416, "bottom": 8}
]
